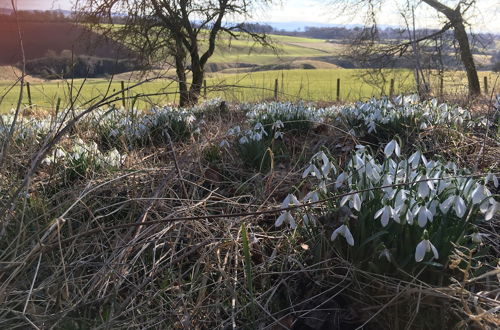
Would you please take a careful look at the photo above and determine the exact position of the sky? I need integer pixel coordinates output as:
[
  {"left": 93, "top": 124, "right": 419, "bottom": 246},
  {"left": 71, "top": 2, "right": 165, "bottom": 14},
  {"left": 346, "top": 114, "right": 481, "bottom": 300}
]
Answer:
[{"left": 2, "top": 0, "right": 499, "bottom": 33}]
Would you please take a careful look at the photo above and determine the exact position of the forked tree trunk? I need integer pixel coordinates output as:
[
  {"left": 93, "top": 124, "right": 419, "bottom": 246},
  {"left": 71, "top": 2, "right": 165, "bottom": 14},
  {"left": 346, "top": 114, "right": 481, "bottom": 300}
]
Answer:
[{"left": 421, "top": 0, "right": 481, "bottom": 96}]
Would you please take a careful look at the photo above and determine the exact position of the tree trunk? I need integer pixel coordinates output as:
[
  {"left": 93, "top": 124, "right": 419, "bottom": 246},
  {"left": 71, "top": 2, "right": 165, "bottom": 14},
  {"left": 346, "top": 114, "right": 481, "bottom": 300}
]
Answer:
[
  {"left": 176, "top": 61, "right": 189, "bottom": 107},
  {"left": 187, "top": 55, "right": 204, "bottom": 106},
  {"left": 421, "top": 0, "right": 480, "bottom": 96},
  {"left": 174, "top": 40, "right": 189, "bottom": 107},
  {"left": 453, "top": 17, "right": 481, "bottom": 96}
]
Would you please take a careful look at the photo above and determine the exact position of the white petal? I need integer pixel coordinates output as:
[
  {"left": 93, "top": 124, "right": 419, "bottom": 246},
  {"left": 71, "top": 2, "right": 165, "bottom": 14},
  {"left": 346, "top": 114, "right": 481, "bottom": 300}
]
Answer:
[
  {"left": 303, "top": 213, "right": 317, "bottom": 225},
  {"left": 281, "top": 195, "right": 291, "bottom": 209},
  {"left": 330, "top": 226, "right": 342, "bottom": 241},
  {"left": 485, "top": 201, "right": 498, "bottom": 221},
  {"left": 340, "top": 195, "right": 350, "bottom": 207},
  {"left": 415, "top": 241, "right": 427, "bottom": 262},
  {"left": 471, "top": 185, "right": 485, "bottom": 205},
  {"left": 321, "top": 152, "right": 329, "bottom": 167},
  {"left": 384, "top": 140, "right": 396, "bottom": 157},
  {"left": 289, "top": 194, "right": 300, "bottom": 206},
  {"left": 381, "top": 207, "right": 390, "bottom": 227},
  {"left": 335, "top": 172, "right": 347, "bottom": 188},
  {"left": 471, "top": 232, "right": 483, "bottom": 244},
  {"left": 430, "top": 242, "right": 439, "bottom": 260},
  {"left": 321, "top": 162, "right": 332, "bottom": 177},
  {"left": 440, "top": 195, "right": 454, "bottom": 214},
  {"left": 479, "top": 199, "right": 490, "bottom": 213},
  {"left": 352, "top": 193, "right": 362, "bottom": 212},
  {"left": 275, "top": 213, "right": 286, "bottom": 227},
  {"left": 418, "top": 182, "right": 429, "bottom": 198},
  {"left": 287, "top": 213, "right": 297, "bottom": 229},
  {"left": 454, "top": 196, "right": 466, "bottom": 218},
  {"left": 425, "top": 208, "right": 434, "bottom": 223},
  {"left": 394, "top": 140, "right": 400, "bottom": 157},
  {"left": 405, "top": 209, "right": 414, "bottom": 225},
  {"left": 418, "top": 208, "right": 427, "bottom": 227},
  {"left": 409, "top": 151, "right": 420, "bottom": 167},
  {"left": 302, "top": 165, "right": 313, "bottom": 178},
  {"left": 343, "top": 226, "right": 355, "bottom": 246},
  {"left": 374, "top": 206, "right": 385, "bottom": 220}
]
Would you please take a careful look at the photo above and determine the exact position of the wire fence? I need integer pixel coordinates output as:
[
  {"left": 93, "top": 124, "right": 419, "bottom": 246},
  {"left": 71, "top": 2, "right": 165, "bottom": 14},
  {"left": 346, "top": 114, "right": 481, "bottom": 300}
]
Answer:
[{"left": 1, "top": 70, "right": 499, "bottom": 112}]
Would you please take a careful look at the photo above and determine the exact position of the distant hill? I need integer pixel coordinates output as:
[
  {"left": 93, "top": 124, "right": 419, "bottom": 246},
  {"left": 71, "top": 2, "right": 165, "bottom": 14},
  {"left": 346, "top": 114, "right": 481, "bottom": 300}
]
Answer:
[{"left": 0, "top": 20, "right": 133, "bottom": 65}]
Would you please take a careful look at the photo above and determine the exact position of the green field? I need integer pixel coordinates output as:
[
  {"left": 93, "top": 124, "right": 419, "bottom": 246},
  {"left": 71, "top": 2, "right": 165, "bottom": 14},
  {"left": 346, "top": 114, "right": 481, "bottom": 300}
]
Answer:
[
  {"left": 0, "top": 69, "right": 498, "bottom": 113},
  {"left": 1, "top": 31, "right": 498, "bottom": 113}
]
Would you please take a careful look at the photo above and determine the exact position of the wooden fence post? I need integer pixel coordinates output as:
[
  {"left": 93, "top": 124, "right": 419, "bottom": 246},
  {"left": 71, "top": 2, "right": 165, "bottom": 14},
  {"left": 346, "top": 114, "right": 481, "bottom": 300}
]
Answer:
[
  {"left": 204, "top": 79, "right": 207, "bottom": 98},
  {"left": 439, "top": 75, "right": 444, "bottom": 98},
  {"left": 484, "top": 76, "right": 488, "bottom": 95},
  {"left": 274, "top": 78, "right": 278, "bottom": 101},
  {"left": 336, "top": 78, "right": 340, "bottom": 101},
  {"left": 26, "top": 82, "right": 32, "bottom": 107},
  {"left": 120, "top": 81, "right": 126, "bottom": 108},
  {"left": 55, "top": 97, "right": 61, "bottom": 114},
  {"left": 389, "top": 79, "right": 395, "bottom": 97}
]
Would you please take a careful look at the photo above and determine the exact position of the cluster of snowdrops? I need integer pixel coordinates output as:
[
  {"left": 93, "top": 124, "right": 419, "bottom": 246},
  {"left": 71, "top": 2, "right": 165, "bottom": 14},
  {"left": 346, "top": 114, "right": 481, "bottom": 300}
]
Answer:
[
  {"left": 2, "top": 95, "right": 498, "bottom": 271},
  {"left": 221, "top": 95, "right": 499, "bottom": 272}
]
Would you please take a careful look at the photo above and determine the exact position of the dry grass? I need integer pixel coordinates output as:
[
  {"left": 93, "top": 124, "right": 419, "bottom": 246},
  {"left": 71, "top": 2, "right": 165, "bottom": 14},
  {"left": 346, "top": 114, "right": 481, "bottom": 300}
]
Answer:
[{"left": 0, "top": 99, "right": 499, "bottom": 329}]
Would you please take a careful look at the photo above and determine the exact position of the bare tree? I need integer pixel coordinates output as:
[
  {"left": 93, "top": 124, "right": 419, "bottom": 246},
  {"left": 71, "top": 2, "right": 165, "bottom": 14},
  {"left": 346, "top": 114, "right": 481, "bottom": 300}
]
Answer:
[
  {"left": 76, "top": 0, "right": 273, "bottom": 106},
  {"left": 332, "top": 0, "right": 482, "bottom": 96}
]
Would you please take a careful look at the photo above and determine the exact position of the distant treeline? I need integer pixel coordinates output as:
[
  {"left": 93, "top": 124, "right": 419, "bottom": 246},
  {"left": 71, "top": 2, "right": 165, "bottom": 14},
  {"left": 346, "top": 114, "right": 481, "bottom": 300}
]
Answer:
[
  {"left": 0, "top": 10, "right": 72, "bottom": 22},
  {"left": 23, "top": 50, "right": 143, "bottom": 79},
  {"left": 240, "top": 23, "right": 499, "bottom": 46}
]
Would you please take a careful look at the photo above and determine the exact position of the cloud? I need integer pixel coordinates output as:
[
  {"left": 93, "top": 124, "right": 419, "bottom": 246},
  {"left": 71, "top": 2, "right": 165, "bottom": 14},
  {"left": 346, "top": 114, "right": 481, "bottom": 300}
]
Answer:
[{"left": 0, "top": 0, "right": 72, "bottom": 10}]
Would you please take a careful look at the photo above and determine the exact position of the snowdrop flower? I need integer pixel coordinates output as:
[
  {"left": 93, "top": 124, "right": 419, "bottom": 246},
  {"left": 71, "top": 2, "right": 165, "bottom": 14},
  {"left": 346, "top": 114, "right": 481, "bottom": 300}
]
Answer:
[
  {"left": 485, "top": 173, "right": 499, "bottom": 188},
  {"left": 402, "top": 203, "right": 415, "bottom": 225},
  {"left": 416, "top": 204, "right": 434, "bottom": 227},
  {"left": 275, "top": 211, "right": 296, "bottom": 229},
  {"left": 375, "top": 205, "right": 396, "bottom": 227},
  {"left": 302, "top": 164, "right": 322, "bottom": 179},
  {"left": 105, "top": 149, "right": 123, "bottom": 167},
  {"left": 470, "top": 232, "right": 487, "bottom": 244},
  {"left": 281, "top": 194, "right": 300, "bottom": 209},
  {"left": 331, "top": 224, "right": 354, "bottom": 246},
  {"left": 303, "top": 191, "right": 320, "bottom": 204},
  {"left": 302, "top": 213, "right": 317, "bottom": 225},
  {"left": 54, "top": 148, "right": 66, "bottom": 158},
  {"left": 415, "top": 237, "right": 439, "bottom": 262},
  {"left": 417, "top": 174, "right": 434, "bottom": 198},
  {"left": 408, "top": 151, "right": 421, "bottom": 168},
  {"left": 272, "top": 120, "right": 284, "bottom": 130},
  {"left": 340, "top": 192, "right": 362, "bottom": 212},
  {"left": 440, "top": 194, "right": 466, "bottom": 218},
  {"left": 252, "top": 132, "right": 262, "bottom": 141},
  {"left": 335, "top": 172, "right": 347, "bottom": 188},
  {"left": 384, "top": 139, "right": 400, "bottom": 158},
  {"left": 227, "top": 126, "right": 241, "bottom": 135},
  {"left": 471, "top": 184, "right": 490, "bottom": 205},
  {"left": 484, "top": 201, "right": 498, "bottom": 221},
  {"left": 394, "top": 189, "right": 408, "bottom": 209},
  {"left": 379, "top": 248, "right": 392, "bottom": 262},
  {"left": 239, "top": 136, "right": 249, "bottom": 144},
  {"left": 274, "top": 131, "right": 284, "bottom": 139},
  {"left": 219, "top": 139, "right": 230, "bottom": 148},
  {"left": 254, "top": 122, "right": 264, "bottom": 131}
]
